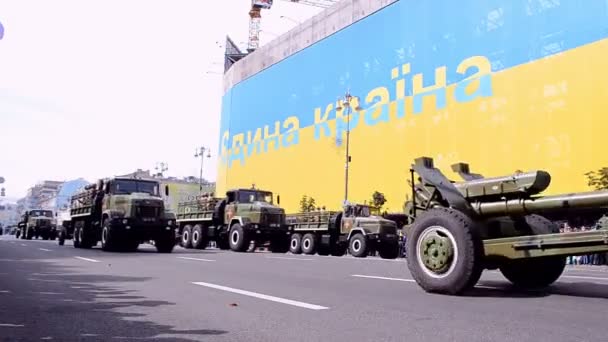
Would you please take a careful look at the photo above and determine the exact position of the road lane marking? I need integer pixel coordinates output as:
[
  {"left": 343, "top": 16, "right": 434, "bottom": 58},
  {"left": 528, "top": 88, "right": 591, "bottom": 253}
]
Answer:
[
  {"left": 39, "top": 248, "right": 51, "bottom": 252},
  {"left": 20, "top": 244, "right": 27, "bottom": 247},
  {"left": 0, "top": 290, "right": 11, "bottom": 293},
  {"left": 352, "top": 274, "right": 416, "bottom": 282},
  {"left": 177, "top": 257, "right": 216, "bottom": 262},
  {"left": 266, "top": 256, "right": 314, "bottom": 261},
  {"left": 191, "top": 281, "right": 329, "bottom": 310},
  {"left": 74, "top": 257, "right": 100, "bottom": 263},
  {"left": 561, "top": 275, "right": 608, "bottom": 281},
  {"left": 0, "top": 323, "right": 24, "bottom": 327}
]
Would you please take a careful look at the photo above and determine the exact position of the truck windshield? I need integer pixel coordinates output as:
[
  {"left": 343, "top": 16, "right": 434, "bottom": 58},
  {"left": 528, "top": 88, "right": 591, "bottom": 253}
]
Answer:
[
  {"left": 112, "top": 180, "right": 159, "bottom": 196},
  {"left": 30, "top": 210, "right": 53, "bottom": 217},
  {"left": 238, "top": 191, "right": 273, "bottom": 204}
]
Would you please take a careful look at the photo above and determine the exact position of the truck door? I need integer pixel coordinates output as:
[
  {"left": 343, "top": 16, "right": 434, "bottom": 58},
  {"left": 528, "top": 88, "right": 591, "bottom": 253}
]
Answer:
[
  {"left": 224, "top": 191, "right": 237, "bottom": 223},
  {"left": 340, "top": 206, "right": 354, "bottom": 235}
]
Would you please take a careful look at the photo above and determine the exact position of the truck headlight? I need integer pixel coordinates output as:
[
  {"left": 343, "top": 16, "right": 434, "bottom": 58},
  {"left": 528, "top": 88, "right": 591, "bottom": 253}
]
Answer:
[
  {"left": 122, "top": 219, "right": 128, "bottom": 224},
  {"left": 167, "top": 220, "right": 173, "bottom": 226}
]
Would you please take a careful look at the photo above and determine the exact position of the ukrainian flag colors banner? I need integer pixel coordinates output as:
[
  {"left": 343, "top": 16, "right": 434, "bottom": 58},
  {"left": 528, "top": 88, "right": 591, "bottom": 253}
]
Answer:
[{"left": 217, "top": 0, "right": 608, "bottom": 213}]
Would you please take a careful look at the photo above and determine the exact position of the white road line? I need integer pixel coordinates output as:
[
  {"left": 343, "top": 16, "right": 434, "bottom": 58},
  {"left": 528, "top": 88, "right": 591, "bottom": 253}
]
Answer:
[
  {"left": 74, "top": 256, "right": 100, "bottom": 263},
  {"left": 266, "top": 256, "right": 314, "bottom": 261},
  {"left": 192, "top": 281, "right": 329, "bottom": 310},
  {"left": 20, "top": 244, "right": 27, "bottom": 247},
  {"left": 351, "top": 274, "right": 416, "bottom": 282},
  {"left": 177, "top": 257, "right": 216, "bottom": 262},
  {"left": 0, "top": 290, "right": 11, "bottom": 293},
  {"left": 39, "top": 248, "right": 51, "bottom": 252},
  {"left": 561, "top": 275, "right": 608, "bottom": 281},
  {"left": 0, "top": 323, "right": 25, "bottom": 327}
]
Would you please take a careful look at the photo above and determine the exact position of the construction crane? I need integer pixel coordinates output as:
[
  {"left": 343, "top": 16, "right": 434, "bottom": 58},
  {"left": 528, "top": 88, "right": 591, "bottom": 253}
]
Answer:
[{"left": 248, "top": 0, "right": 338, "bottom": 52}]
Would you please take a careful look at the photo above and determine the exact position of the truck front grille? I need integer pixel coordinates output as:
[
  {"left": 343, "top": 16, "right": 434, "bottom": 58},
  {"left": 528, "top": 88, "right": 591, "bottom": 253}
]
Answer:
[{"left": 136, "top": 206, "right": 160, "bottom": 218}]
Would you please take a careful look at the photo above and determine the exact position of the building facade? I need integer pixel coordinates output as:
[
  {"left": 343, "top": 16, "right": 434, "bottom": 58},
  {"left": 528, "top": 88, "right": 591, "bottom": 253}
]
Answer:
[{"left": 217, "top": 0, "right": 608, "bottom": 213}]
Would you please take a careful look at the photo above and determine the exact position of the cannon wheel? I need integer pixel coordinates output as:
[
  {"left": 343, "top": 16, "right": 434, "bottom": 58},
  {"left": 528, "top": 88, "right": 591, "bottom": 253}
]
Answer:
[
  {"left": 407, "top": 207, "right": 484, "bottom": 295},
  {"left": 499, "top": 214, "right": 566, "bottom": 289}
]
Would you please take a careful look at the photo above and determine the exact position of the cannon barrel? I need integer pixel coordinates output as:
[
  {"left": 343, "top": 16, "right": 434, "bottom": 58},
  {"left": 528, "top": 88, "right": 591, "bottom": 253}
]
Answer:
[
  {"left": 453, "top": 170, "right": 551, "bottom": 199},
  {"left": 471, "top": 190, "right": 608, "bottom": 217}
]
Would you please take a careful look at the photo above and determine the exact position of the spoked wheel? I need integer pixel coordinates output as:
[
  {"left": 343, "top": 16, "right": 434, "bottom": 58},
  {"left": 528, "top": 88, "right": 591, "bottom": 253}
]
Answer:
[{"left": 407, "top": 207, "right": 484, "bottom": 295}]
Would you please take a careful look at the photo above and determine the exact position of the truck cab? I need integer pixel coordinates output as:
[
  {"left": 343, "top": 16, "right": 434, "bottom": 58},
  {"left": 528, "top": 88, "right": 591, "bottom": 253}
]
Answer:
[{"left": 18, "top": 209, "right": 57, "bottom": 240}]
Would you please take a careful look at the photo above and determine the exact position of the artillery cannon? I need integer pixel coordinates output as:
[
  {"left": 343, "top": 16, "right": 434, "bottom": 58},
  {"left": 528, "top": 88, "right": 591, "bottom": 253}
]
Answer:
[{"left": 403, "top": 157, "right": 608, "bottom": 295}]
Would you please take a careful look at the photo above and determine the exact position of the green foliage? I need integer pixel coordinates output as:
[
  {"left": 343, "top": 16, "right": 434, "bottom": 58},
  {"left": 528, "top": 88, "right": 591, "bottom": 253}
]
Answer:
[
  {"left": 299, "top": 195, "right": 319, "bottom": 212},
  {"left": 370, "top": 191, "right": 387, "bottom": 209},
  {"left": 584, "top": 168, "right": 608, "bottom": 190}
]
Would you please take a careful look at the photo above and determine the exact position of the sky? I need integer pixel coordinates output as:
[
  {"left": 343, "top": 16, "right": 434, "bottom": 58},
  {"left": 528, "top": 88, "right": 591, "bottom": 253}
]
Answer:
[{"left": 0, "top": 0, "right": 324, "bottom": 200}]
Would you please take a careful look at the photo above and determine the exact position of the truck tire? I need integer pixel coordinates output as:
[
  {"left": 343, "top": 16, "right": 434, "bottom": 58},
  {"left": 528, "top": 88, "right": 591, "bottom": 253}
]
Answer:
[
  {"left": 79, "top": 227, "right": 93, "bottom": 249},
  {"left": 155, "top": 232, "right": 175, "bottom": 253},
  {"left": 101, "top": 220, "right": 116, "bottom": 251},
  {"left": 289, "top": 233, "right": 302, "bottom": 254},
  {"left": 58, "top": 231, "right": 65, "bottom": 246},
  {"left": 499, "top": 214, "right": 566, "bottom": 289},
  {"left": 229, "top": 223, "right": 248, "bottom": 252},
  {"left": 73, "top": 227, "right": 81, "bottom": 248},
  {"left": 348, "top": 233, "right": 368, "bottom": 258},
  {"left": 379, "top": 241, "right": 400, "bottom": 259},
  {"left": 406, "top": 207, "right": 484, "bottom": 295},
  {"left": 181, "top": 225, "right": 193, "bottom": 249},
  {"left": 301, "top": 233, "right": 316, "bottom": 255},
  {"left": 191, "top": 225, "right": 208, "bottom": 250}
]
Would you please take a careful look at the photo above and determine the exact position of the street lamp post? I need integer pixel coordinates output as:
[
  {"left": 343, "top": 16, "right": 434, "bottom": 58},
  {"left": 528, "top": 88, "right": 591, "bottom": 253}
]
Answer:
[
  {"left": 336, "top": 92, "right": 362, "bottom": 203},
  {"left": 195, "top": 147, "right": 211, "bottom": 191}
]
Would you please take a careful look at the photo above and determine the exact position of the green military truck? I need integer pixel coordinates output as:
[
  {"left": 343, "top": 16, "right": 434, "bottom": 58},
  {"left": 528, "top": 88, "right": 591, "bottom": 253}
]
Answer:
[
  {"left": 175, "top": 187, "right": 290, "bottom": 252},
  {"left": 58, "top": 177, "right": 177, "bottom": 252},
  {"left": 16, "top": 209, "right": 57, "bottom": 240},
  {"left": 285, "top": 203, "right": 400, "bottom": 258}
]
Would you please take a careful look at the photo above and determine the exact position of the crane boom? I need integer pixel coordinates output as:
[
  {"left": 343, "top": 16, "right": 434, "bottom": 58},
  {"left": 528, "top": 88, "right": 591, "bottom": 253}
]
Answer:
[{"left": 247, "top": 0, "right": 338, "bottom": 52}]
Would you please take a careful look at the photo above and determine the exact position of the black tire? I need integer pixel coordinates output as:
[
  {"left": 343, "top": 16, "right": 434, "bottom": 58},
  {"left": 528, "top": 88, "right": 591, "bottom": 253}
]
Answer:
[
  {"left": 289, "top": 233, "right": 302, "bottom": 254},
  {"left": 301, "top": 233, "right": 316, "bottom": 255},
  {"left": 155, "top": 232, "right": 175, "bottom": 253},
  {"left": 101, "top": 220, "right": 115, "bottom": 251},
  {"left": 58, "top": 231, "right": 65, "bottom": 246},
  {"left": 191, "top": 225, "right": 208, "bottom": 250},
  {"left": 181, "top": 225, "right": 193, "bottom": 249},
  {"left": 406, "top": 207, "right": 484, "bottom": 295},
  {"left": 73, "top": 227, "right": 81, "bottom": 248},
  {"left": 499, "top": 214, "right": 566, "bottom": 289},
  {"left": 379, "top": 241, "right": 400, "bottom": 259},
  {"left": 348, "top": 233, "right": 368, "bottom": 258},
  {"left": 228, "top": 223, "right": 248, "bottom": 252},
  {"left": 78, "top": 226, "right": 93, "bottom": 249}
]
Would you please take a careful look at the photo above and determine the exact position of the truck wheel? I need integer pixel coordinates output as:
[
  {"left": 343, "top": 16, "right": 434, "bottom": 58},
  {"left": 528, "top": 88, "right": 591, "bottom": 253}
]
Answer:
[
  {"left": 406, "top": 207, "right": 484, "bottom": 295},
  {"left": 155, "top": 232, "right": 175, "bottom": 253},
  {"left": 229, "top": 224, "right": 248, "bottom": 252},
  {"left": 289, "top": 233, "right": 302, "bottom": 254},
  {"left": 379, "top": 241, "right": 400, "bottom": 259},
  {"left": 348, "top": 233, "right": 368, "bottom": 258},
  {"left": 499, "top": 214, "right": 566, "bottom": 289},
  {"left": 301, "top": 233, "right": 316, "bottom": 255},
  {"left": 58, "top": 231, "right": 65, "bottom": 246},
  {"left": 191, "top": 225, "right": 208, "bottom": 250},
  {"left": 101, "top": 220, "right": 116, "bottom": 251},
  {"left": 181, "top": 225, "right": 193, "bottom": 249},
  {"left": 73, "top": 227, "right": 81, "bottom": 248},
  {"left": 79, "top": 227, "right": 93, "bottom": 249}
]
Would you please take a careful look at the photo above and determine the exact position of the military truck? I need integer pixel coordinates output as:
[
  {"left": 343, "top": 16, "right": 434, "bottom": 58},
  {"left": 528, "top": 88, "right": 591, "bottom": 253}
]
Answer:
[
  {"left": 16, "top": 209, "right": 57, "bottom": 240},
  {"left": 175, "top": 187, "right": 289, "bottom": 252},
  {"left": 402, "top": 157, "right": 608, "bottom": 295},
  {"left": 285, "top": 203, "right": 400, "bottom": 258},
  {"left": 58, "top": 177, "right": 177, "bottom": 252}
]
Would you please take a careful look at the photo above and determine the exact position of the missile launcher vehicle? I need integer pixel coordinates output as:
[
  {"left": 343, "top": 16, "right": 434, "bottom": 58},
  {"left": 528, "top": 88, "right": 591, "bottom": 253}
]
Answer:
[{"left": 403, "top": 157, "right": 608, "bottom": 295}]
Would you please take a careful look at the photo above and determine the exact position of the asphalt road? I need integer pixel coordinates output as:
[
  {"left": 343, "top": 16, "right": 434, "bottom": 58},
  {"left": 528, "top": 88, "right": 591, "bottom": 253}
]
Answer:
[{"left": 1, "top": 236, "right": 608, "bottom": 342}]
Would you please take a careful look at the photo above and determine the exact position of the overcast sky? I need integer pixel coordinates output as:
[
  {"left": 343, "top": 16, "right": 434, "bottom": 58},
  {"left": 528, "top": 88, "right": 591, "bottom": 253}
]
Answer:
[{"left": 0, "top": 0, "right": 324, "bottom": 199}]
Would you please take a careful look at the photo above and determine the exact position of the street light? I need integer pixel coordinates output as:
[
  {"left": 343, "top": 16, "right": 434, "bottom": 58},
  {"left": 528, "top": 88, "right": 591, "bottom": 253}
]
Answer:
[
  {"left": 195, "top": 147, "right": 211, "bottom": 191},
  {"left": 335, "top": 91, "right": 362, "bottom": 203}
]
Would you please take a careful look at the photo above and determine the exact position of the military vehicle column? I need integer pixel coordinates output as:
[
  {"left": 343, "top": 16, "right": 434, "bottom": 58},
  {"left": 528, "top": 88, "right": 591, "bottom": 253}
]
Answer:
[{"left": 175, "top": 187, "right": 290, "bottom": 253}]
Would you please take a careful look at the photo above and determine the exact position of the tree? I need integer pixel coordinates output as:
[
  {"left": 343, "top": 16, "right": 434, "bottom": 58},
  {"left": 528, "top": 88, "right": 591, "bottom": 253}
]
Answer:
[
  {"left": 307, "top": 197, "right": 317, "bottom": 211},
  {"left": 299, "top": 195, "right": 309, "bottom": 212},
  {"left": 369, "top": 191, "right": 387, "bottom": 209},
  {"left": 584, "top": 167, "right": 608, "bottom": 190}
]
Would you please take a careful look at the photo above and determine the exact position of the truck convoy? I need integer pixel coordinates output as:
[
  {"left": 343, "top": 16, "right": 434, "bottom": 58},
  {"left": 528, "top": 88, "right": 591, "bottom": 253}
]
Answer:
[
  {"left": 285, "top": 203, "right": 400, "bottom": 258},
  {"left": 16, "top": 209, "right": 57, "bottom": 240},
  {"left": 57, "top": 176, "right": 177, "bottom": 253},
  {"left": 175, "top": 187, "right": 290, "bottom": 252},
  {"left": 402, "top": 157, "right": 608, "bottom": 295}
]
